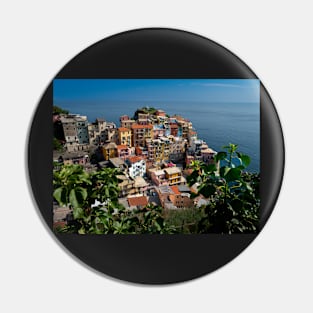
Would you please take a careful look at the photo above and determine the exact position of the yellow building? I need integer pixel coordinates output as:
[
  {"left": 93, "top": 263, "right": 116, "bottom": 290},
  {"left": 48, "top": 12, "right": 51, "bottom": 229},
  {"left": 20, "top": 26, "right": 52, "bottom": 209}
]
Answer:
[
  {"left": 146, "top": 137, "right": 170, "bottom": 163},
  {"left": 164, "top": 167, "right": 182, "bottom": 185},
  {"left": 102, "top": 142, "right": 118, "bottom": 160},
  {"left": 118, "top": 127, "right": 132, "bottom": 146}
]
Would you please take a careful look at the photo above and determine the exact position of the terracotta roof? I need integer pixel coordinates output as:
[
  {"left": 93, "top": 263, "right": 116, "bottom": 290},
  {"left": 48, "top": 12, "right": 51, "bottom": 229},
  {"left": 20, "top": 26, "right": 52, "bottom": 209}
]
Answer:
[
  {"left": 127, "top": 156, "right": 143, "bottom": 164},
  {"left": 171, "top": 186, "right": 181, "bottom": 195},
  {"left": 131, "top": 123, "right": 153, "bottom": 129},
  {"left": 117, "top": 145, "right": 128, "bottom": 150},
  {"left": 128, "top": 196, "right": 148, "bottom": 207},
  {"left": 135, "top": 146, "right": 142, "bottom": 155},
  {"left": 118, "top": 127, "right": 131, "bottom": 132}
]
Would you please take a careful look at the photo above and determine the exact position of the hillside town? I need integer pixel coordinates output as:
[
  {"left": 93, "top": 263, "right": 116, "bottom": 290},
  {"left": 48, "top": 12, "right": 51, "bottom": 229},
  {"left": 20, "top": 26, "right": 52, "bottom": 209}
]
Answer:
[{"left": 53, "top": 107, "right": 218, "bottom": 224}]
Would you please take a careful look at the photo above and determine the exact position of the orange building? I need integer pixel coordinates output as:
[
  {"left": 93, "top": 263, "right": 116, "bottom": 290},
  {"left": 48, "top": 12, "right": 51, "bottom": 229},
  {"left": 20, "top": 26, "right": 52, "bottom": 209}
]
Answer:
[
  {"left": 168, "top": 186, "right": 193, "bottom": 208},
  {"left": 131, "top": 123, "right": 153, "bottom": 147}
]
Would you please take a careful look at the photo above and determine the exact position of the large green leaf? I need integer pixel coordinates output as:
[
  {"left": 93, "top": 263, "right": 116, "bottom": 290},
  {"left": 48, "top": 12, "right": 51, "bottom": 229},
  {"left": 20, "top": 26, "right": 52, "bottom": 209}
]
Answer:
[
  {"left": 53, "top": 187, "right": 67, "bottom": 205},
  {"left": 224, "top": 167, "right": 241, "bottom": 182},
  {"left": 198, "top": 184, "right": 216, "bottom": 198},
  {"left": 220, "top": 166, "right": 231, "bottom": 178},
  {"left": 215, "top": 151, "right": 227, "bottom": 162},
  {"left": 241, "top": 154, "right": 251, "bottom": 167},
  {"left": 204, "top": 163, "right": 217, "bottom": 173},
  {"left": 186, "top": 170, "right": 200, "bottom": 185},
  {"left": 69, "top": 187, "right": 87, "bottom": 209}
]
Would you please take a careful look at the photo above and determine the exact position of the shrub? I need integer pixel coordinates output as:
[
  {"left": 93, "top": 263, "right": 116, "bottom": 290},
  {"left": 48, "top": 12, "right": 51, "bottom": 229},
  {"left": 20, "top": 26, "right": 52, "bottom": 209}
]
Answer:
[{"left": 187, "top": 144, "right": 260, "bottom": 233}]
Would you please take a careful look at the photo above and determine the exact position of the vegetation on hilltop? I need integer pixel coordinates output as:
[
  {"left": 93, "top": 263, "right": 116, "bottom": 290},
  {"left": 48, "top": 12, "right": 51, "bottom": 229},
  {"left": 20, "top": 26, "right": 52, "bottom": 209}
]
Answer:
[
  {"left": 133, "top": 106, "right": 157, "bottom": 119},
  {"left": 53, "top": 137, "right": 64, "bottom": 151},
  {"left": 53, "top": 105, "right": 69, "bottom": 115}
]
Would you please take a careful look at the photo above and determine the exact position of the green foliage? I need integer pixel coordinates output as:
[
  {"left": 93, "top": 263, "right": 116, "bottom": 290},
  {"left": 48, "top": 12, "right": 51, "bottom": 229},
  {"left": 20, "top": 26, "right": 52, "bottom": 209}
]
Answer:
[
  {"left": 164, "top": 207, "right": 205, "bottom": 233},
  {"left": 187, "top": 143, "right": 260, "bottom": 234},
  {"left": 53, "top": 165, "right": 174, "bottom": 234},
  {"left": 53, "top": 143, "right": 259, "bottom": 234},
  {"left": 53, "top": 137, "right": 63, "bottom": 151},
  {"left": 53, "top": 105, "right": 69, "bottom": 114},
  {"left": 133, "top": 107, "right": 157, "bottom": 119}
]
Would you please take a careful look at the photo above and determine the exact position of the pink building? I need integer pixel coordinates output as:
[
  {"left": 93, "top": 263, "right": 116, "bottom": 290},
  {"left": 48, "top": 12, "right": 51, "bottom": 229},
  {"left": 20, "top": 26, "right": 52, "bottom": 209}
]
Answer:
[
  {"left": 120, "top": 115, "right": 130, "bottom": 122},
  {"left": 117, "top": 145, "right": 131, "bottom": 159},
  {"left": 201, "top": 148, "right": 217, "bottom": 164},
  {"left": 156, "top": 110, "right": 166, "bottom": 117},
  {"left": 150, "top": 169, "right": 167, "bottom": 186}
]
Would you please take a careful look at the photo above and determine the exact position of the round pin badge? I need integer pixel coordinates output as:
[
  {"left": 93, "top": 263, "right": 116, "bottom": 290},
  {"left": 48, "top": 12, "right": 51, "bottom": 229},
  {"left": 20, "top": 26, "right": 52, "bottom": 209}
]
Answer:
[{"left": 28, "top": 28, "right": 284, "bottom": 284}]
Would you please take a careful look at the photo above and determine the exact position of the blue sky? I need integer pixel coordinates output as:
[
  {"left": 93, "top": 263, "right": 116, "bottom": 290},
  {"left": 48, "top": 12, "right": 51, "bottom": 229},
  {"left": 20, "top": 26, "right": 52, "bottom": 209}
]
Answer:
[{"left": 53, "top": 79, "right": 260, "bottom": 106}]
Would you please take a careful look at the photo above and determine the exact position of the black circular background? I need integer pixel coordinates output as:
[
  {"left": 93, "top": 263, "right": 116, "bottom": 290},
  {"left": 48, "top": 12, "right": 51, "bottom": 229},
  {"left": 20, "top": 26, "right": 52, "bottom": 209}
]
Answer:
[{"left": 28, "top": 28, "right": 284, "bottom": 284}]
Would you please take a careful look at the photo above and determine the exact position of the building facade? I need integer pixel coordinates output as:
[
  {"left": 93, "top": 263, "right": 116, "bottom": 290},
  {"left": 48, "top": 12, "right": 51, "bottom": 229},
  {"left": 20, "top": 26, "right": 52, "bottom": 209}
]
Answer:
[
  {"left": 116, "top": 144, "right": 132, "bottom": 160},
  {"left": 150, "top": 169, "right": 167, "bottom": 186},
  {"left": 102, "top": 142, "right": 118, "bottom": 160},
  {"left": 131, "top": 123, "right": 153, "bottom": 147},
  {"left": 126, "top": 156, "right": 146, "bottom": 179},
  {"left": 76, "top": 116, "right": 89, "bottom": 144},
  {"left": 118, "top": 127, "right": 132, "bottom": 146},
  {"left": 164, "top": 167, "right": 182, "bottom": 185},
  {"left": 88, "top": 118, "right": 107, "bottom": 145},
  {"left": 146, "top": 137, "right": 170, "bottom": 163},
  {"left": 168, "top": 186, "right": 193, "bottom": 208},
  {"left": 121, "top": 119, "right": 136, "bottom": 129},
  {"left": 169, "top": 136, "right": 186, "bottom": 162}
]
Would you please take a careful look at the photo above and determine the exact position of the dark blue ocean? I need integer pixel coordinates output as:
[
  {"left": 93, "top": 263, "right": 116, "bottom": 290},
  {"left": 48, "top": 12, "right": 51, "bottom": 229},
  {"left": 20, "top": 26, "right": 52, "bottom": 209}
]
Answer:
[{"left": 62, "top": 100, "right": 260, "bottom": 172}]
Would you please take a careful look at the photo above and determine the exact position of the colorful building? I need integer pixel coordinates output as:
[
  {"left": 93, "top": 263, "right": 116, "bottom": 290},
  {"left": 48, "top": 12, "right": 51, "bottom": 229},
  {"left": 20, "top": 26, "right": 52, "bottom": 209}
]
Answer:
[
  {"left": 168, "top": 186, "right": 193, "bottom": 209},
  {"left": 146, "top": 137, "right": 170, "bottom": 163},
  {"left": 150, "top": 169, "right": 167, "bottom": 186},
  {"left": 169, "top": 136, "right": 186, "bottom": 162},
  {"left": 131, "top": 123, "right": 153, "bottom": 147},
  {"left": 102, "top": 142, "right": 118, "bottom": 160},
  {"left": 164, "top": 167, "right": 182, "bottom": 185},
  {"left": 201, "top": 147, "right": 217, "bottom": 165},
  {"left": 121, "top": 119, "right": 136, "bottom": 129},
  {"left": 118, "top": 127, "right": 132, "bottom": 146},
  {"left": 126, "top": 156, "right": 146, "bottom": 179},
  {"left": 117, "top": 144, "right": 132, "bottom": 159},
  {"left": 88, "top": 118, "right": 107, "bottom": 145}
]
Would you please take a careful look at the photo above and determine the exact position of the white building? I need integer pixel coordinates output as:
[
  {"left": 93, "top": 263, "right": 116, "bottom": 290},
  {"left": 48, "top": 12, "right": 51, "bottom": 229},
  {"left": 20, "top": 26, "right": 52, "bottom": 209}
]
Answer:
[
  {"left": 76, "top": 115, "right": 89, "bottom": 144},
  {"left": 126, "top": 156, "right": 146, "bottom": 179}
]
